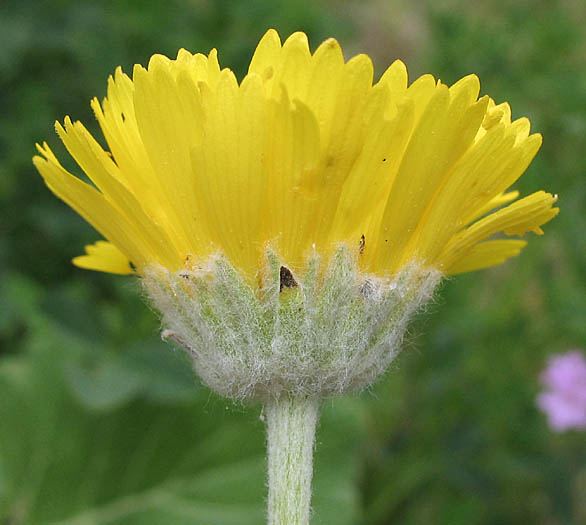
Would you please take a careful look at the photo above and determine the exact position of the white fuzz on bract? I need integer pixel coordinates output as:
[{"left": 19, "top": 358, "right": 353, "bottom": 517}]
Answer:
[{"left": 142, "top": 246, "right": 441, "bottom": 402}]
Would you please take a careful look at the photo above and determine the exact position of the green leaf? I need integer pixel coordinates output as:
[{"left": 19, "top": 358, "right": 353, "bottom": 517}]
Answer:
[{"left": 0, "top": 314, "right": 363, "bottom": 524}]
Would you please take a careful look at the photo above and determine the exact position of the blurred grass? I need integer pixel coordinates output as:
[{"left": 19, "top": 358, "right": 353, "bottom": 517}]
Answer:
[{"left": 1, "top": 0, "right": 585, "bottom": 523}]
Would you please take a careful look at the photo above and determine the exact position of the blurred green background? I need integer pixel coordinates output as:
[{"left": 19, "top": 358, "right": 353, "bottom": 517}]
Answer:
[{"left": 1, "top": 0, "right": 585, "bottom": 523}]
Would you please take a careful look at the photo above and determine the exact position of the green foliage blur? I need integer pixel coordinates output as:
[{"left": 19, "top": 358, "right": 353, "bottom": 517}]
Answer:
[{"left": 1, "top": 0, "right": 585, "bottom": 523}]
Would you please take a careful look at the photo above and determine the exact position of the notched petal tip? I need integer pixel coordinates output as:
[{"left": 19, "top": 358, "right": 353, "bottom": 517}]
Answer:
[
  {"left": 34, "top": 141, "right": 59, "bottom": 164},
  {"left": 34, "top": 142, "right": 47, "bottom": 156},
  {"left": 90, "top": 96, "right": 101, "bottom": 109},
  {"left": 207, "top": 47, "right": 219, "bottom": 64},
  {"left": 176, "top": 48, "right": 193, "bottom": 61},
  {"left": 147, "top": 53, "right": 172, "bottom": 72},
  {"left": 217, "top": 67, "right": 238, "bottom": 89},
  {"left": 132, "top": 63, "right": 147, "bottom": 81}
]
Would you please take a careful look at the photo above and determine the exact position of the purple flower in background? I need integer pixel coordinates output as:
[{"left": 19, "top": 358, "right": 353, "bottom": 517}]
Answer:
[{"left": 537, "top": 350, "right": 586, "bottom": 432}]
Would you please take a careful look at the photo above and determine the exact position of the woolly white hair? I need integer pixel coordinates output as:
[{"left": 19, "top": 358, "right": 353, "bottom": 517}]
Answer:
[{"left": 142, "top": 246, "right": 441, "bottom": 402}]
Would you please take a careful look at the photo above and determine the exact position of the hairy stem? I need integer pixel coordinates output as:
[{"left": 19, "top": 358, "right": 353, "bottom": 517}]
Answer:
[{"left": 265, "top": 396, "right": 320, "bottom": 525}]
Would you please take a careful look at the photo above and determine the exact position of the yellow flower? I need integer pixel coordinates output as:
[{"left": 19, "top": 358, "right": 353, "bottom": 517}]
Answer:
[{"left": 34, "top": 29, "right": 558, "bottom": 283}]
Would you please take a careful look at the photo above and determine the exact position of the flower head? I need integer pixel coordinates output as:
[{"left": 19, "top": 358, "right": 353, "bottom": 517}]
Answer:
[
  {"left": 537, "top": 351, "right": 586, "bottom": 432},
  {"left": 33, "top": 30, "right": 558, "bottom": 401},
  {"left": 34, "top": 29, "right": 557, "bottom": 283}
]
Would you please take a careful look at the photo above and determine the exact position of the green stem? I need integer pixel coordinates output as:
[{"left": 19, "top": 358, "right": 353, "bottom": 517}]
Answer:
[{"left": 265, "top": 396, "right": 320, "bottom": 525}]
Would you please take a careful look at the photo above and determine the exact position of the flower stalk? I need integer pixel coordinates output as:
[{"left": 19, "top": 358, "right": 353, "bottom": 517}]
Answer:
[{"left": 265, "top": 396, "right": 320, "bottom": 525}]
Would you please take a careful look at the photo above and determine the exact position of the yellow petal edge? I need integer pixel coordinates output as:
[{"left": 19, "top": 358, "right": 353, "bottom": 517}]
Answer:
[{"left": 33, "top": 29, "right": 558, "bottom": 282}]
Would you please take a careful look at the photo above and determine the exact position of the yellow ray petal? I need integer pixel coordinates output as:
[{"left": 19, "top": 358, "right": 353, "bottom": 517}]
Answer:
[
  {"left": 445, "top": 239, "right": 528, "bottom": 274},
  {"left": 73, "top": 241, "right": 133, "bottom": 274},
  {"left": 510, "top": 117, "right": 531, "bottom": 144},
  {"left": 438, "top": 191, "right": 559, "bottom": 270},
  {"left": 415, "top": 124, "right": 542, "bottom": 265},
  {"left": 449, "top": 74, "right": 480, "bottom": 105},
  {"left": 272, "top": 31, "right": 312, "bottom": 101},
  {"left": 92, "top": 69, "right": 192, "bottom": 250},
  {"left": 373, "top": 84, "right": 448, "bottom": 269},
  {"left": 34, "top": 144, "right": 153, "bottom": 269},
  {"left": 307, "top": 53, "right": 374, "bottom": 247},
  {"left": 248, "top": 29, "right": 282, "bottom": 81},
  {"left": 232, "top": 72, "right": 270, "bottom": 270},
  {"left": 304, "top": 37, "right": 345, "bottom": 144},
  {"left": 54, "top": 119, "right": 182, "bottom": 267},
  {"left": 462, "top": 190, "right": 520, "bottom": 226},
  {"left": 190, "top": 70, "right": 273, "bottom": 278},
  {"left": 33, "top": 30, "right": 557, "bottom": 279},
  {"left": 376, "top": 75, "right": 487, "bottom": 272},
  {"left": 330, "top": 99, "right": 415, "bottom": 251},
  {"left": 414, "top": 123, "right": 515, "bottom": 262},
  {"left": 262, "top": 93, "right": 321, "bottom": 269},
  {"left": 377, "top": 59, "right": 408, "bottom": 100},
  {"left": 404, "top": 74, "right": 437, "bottom": 124},
  {"left": 174, "top": 48, "right": 217, "bottom": 86},
  {"left": 91, "top": 72, "right": 146, "bottom": 192},
  {"left": 133, "top": 62, "right": 213, "bottom": 257}
]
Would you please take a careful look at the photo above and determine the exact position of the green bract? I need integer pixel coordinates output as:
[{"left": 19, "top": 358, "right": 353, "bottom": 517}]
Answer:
[{"left": 143, "top": 246, "right": 440, "bottom": 401}]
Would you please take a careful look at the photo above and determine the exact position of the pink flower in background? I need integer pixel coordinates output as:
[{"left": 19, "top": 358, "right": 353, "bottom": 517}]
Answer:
[{"left": 537, "top": 350, "right": 586, "bottom": 432}]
